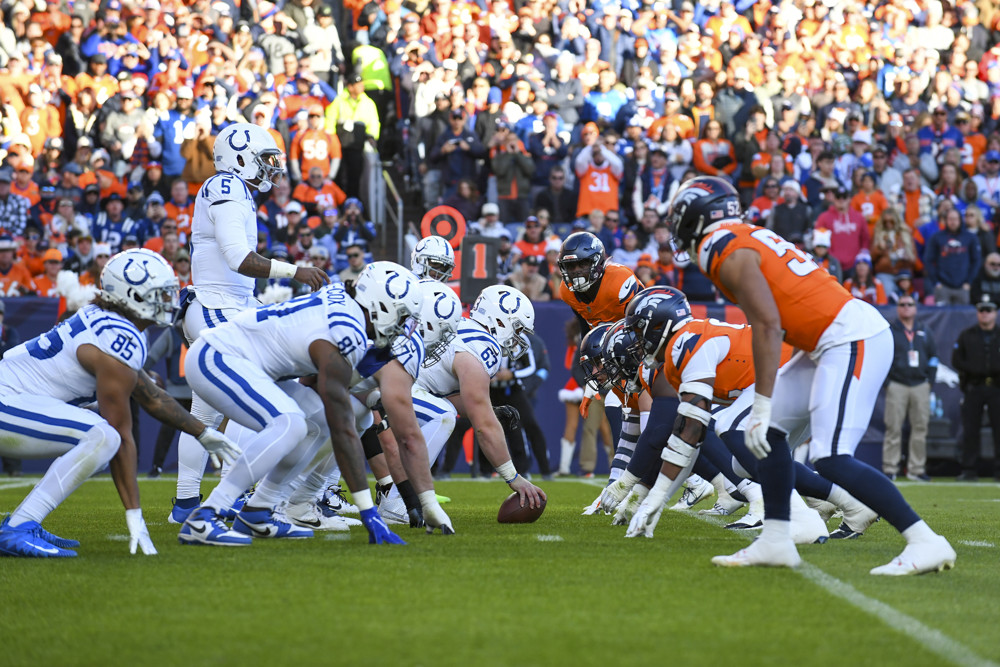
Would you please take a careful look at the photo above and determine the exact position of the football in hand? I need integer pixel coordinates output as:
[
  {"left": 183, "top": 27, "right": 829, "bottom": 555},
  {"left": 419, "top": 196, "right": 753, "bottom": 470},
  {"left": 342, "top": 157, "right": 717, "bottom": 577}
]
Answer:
[{"left": 497, "top": 492, "right": 546, "bottom": 524}]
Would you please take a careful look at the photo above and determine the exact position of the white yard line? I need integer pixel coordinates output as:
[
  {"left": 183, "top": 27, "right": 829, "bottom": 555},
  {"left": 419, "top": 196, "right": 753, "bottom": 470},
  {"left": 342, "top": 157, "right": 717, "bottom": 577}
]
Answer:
[{"left": 958, "top": 540, "right": 995, "bottom": 548}]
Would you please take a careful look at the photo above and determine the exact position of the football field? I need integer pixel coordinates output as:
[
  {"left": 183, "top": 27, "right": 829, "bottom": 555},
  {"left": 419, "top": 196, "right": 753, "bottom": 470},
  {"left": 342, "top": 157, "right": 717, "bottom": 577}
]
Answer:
[{"left": 1, "top": 476, "right": 998, "bottom": 667}]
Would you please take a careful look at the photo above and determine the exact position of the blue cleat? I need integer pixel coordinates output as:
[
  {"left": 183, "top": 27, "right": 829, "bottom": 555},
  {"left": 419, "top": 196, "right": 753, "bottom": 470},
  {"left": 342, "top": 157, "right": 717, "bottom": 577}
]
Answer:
[
  {"left": 178, "top": 507, "right": 252, "bottom": 546},
  {"left": 232, "top": 508, "right": 314, "bottom": 539},
  {"left": 0, "top": 518, "right": 77, "bottom": 557},
  {"left": 220, "top": 488, "right": 253, "bottom": 521},
  {"left": 168, "top": 495, "right": 202, "bottom": 525}
]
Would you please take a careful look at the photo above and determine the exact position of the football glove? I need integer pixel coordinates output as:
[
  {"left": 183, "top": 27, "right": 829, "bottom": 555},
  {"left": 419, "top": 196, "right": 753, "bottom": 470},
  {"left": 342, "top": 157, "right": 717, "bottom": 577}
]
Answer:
[
  {"left": 625, "top": 486, "right": 669, "bottom": 538},
  {"left": 493, "top": 405, "right": 520, "bottom": 431},
  {"left": 125, "top": 509, "right": 157, "bottom": 555},
  {"left": 612, "top": 485, "right": 650, "bottom": 526},
  {"left": 360, "top": 507, "right": 407, "bottom": 545},
  {"left": 745, "top": 393, "right": 772, "bottom": 459},
  {"left": 198, "top": 426, "right": 242, "bottom": 469},
  {"left": 407, "top": 506, "right": 425, "bottom": 528},
  {"left": 422, "top": 500, "right": 455, "bottom": 535},
  {"left": 598, "top": 472, "right": 639, "bottom": 514}
]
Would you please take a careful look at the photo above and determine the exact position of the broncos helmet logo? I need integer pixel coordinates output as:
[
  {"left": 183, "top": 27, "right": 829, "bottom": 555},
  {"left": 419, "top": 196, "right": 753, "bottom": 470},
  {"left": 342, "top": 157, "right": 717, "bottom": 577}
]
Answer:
[
  {"left": 226, "top": 128, "right": 252, "bottom": 152},
  {"left": 498, "top": 292, "right": 522, "bottom": 314},
  {"left": 122, "top": 258, "right": 151, "bottom": 286},
  {"left": 384, "top": 271, "right": 411, "bottom": 299}
]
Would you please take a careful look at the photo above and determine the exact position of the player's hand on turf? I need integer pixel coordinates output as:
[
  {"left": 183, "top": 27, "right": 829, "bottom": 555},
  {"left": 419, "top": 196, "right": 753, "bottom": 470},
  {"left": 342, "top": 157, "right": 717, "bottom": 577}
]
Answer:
[
  {"left": 360, "top": 507, "right": 407, "bottom": 545},
  {"left": 612, "top": 486, "right": 649, "bottom": 525},
  {"left": 598, "top": 478, "right": 632, "bottom": 514},
  {"left": 493, "top": 405, "right": 520, "bottom": 430},
  {"left": 198, "top": 427, "right": 243, "bottom": 469},
  {"left": 422, "top": 500, "right": 455, "bottom": 535},
  {"left": 509, "top": 475, "right": 546, "bottom": 509},
  {"left": 745, "top": 393, "right": 772, "bottom": 460},
  {"left": 125, "top": 509, "right": 157, "bottom": 555},
  {"left": 294, "top": 266, "right": 332, "bottom": 291},
  {"left": 581, "top": 492, "right": 603, "bottom": 515},
  {"left": 625, "top": 497, "right": 665, "bottom": 538},
  {"left": 408, "top": 506, "right": 425, "bottom": 528}
]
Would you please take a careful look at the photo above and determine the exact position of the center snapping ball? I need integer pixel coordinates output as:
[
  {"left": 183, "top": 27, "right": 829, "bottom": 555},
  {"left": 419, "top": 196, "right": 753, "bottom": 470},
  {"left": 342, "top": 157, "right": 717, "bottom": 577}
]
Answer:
[{"left": 497, "top": 492, "right": 547, "bottom": 524}]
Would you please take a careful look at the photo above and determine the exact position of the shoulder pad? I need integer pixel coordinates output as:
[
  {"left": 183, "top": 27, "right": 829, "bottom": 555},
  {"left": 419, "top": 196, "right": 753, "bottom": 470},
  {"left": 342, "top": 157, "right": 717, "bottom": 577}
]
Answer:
[
  {"left": 201, "top": 173, "right": 252, "bottom": 204},
  {"left": 88, "top": 311, "right": 147, "bottom": 370}
]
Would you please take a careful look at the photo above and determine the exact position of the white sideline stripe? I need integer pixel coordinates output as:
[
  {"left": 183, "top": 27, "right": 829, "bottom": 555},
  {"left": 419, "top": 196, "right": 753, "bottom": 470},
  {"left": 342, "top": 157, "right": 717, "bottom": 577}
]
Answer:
[
  {"left": 682, "top": 511, "right": 997, "bottom": 667},
  {"left": 324, "top": 533, "right": 351, "bottom": 541},
  {"left": 958, "top": 540, "right": 995, "bottom": 548},
  {"left": 106, "top": 534, "right": 129, "bottom": 541},
  {"left": 536, "top": 534, "right": 563, "bottom": 542}
]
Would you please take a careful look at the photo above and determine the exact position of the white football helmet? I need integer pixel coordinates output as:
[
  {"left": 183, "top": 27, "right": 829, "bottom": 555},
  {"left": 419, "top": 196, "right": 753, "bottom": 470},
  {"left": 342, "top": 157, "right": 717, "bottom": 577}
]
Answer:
[
  {"left": 213, "top": 122, "right": 285, "bottom": 193},
  {"left": 470, "top": 285, "right": 535, "bottom": 359},
  {"left": 417, "top": 279, "right": 462, "bottom": 365},
  {"left": 100, "top": 248, "right": 179, "bottom": 326},
  {"left": 411, "top": 236, "right": 456, "bottom": 282},
  {"left": 353, "top": 261, "right": 424, "bottom": 348}
]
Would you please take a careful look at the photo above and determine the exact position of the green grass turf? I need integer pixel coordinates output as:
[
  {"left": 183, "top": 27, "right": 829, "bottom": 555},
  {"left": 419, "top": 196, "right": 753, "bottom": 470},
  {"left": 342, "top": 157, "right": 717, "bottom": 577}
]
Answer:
[{"left": 1, "top": 476, "right": 998, "bottom": 667}]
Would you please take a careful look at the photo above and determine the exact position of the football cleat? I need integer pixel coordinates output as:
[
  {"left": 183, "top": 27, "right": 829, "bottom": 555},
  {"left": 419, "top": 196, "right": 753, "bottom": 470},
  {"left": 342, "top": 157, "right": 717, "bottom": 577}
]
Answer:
[
  {"left": 670, "top": 474, "right": 714, "bottom": 511},
  {"left": 168, "top": 495, "right": 202, "bottom": 525},
  {"left": 725, "top": 499, "right": 764, "bottom": 530},
  {"left": 803, "top": 497, "right": 839, "bottom": 523},
  {"left": 377, "top": 493, "right": 409, "bottom": 525},
  {"left": 321, "top": 484, "right": 358, "bottom": 516},
  {"left": 232, "top": 508, "right": 314, "bottom": 539},
  {"left": 790, "top": 493, "right": 829, "bottom": 545},
  {"left": 699, "top": 497, "right": 746, "bottom": 516},
  {"left": 711, "top": 537, "right": 802, "bottom": 569},
  {"left": 220, "top": 488, "right": 253, "bottom": 521},
  {"left": 178, "top": 508, "right": 252, "bottom": 546},
  {"left": 435, "top": 493, "right": 452, "bottom": 504},
  {"left": 870, "top": 535, "right": 956, "bottom": 576},
  {"left": 829, "top": 501, "right": 879, "bottom": 540},
  {"left": 285, "top": 502, "right": 359, "bottom": 531},
  {"left": 0, "top": 518, "right": 77, "bottom": 557}
]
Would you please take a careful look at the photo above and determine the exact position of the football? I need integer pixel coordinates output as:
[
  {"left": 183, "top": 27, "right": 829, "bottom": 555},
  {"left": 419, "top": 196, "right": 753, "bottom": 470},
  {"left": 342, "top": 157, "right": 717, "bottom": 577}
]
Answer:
[{"left": 497, "top": 492, "right": 547, "bottom": 524}]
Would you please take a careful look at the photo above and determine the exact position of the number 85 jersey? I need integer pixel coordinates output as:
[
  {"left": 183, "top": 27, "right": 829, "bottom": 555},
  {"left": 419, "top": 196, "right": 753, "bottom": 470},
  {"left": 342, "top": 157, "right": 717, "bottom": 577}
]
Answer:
[
  {"left": 417, "top": 318, "right": 503, "bottom": 398},
  {"left": 0, "top": 305, "right": 146, "bottom": 403},
  {"left": 697, "top": 223, "right": 854, "bottom": 353}
]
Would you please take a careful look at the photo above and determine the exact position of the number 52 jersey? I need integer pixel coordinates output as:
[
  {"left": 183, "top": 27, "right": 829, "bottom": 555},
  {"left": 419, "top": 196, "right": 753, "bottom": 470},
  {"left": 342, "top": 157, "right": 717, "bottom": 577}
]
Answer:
[
  {"left": 697, "top": 223, "right": 886, "bottom": 354},
  {"left": 0, "top": 305, "right": 147, "bottom": 404}
]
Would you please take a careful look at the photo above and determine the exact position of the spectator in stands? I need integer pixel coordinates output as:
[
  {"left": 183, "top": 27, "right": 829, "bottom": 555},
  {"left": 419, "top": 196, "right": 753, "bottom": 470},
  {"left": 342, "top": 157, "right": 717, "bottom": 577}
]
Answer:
[
  {"left": 490, "top": 120, "right": 535, "bottom": 223},
  {"left": 18, "top": 226, "right": 46, "bottom": 278},
  {"left": 0, "top": 169, "right": 30, "bottom": 238},
  {"left": 293, "top": 166, "right": 347, "bottom": 218},
  {"left": 152, "top": 86, "right": 195, "bottom": 179},
  {"left": 326, "top": 72, "right": 380, "bottom": 198},
  {"left": 747, "top": 178, "right": 781, "bottom": 227},
  {"left": 871, "top": 207, "right": 918, "bottom": 293},
  {"left": 514, "top": 216, "right": 547, "bottom": 260},
  {"left": 810, "top": 228, "right": 843, "bottom": 283},
  {"left": 533, "top": 166, "right": 576, "bottom": 225},
  {"left": 924, "top": 207, "right": 981, "bottom": 306},
  {"left": 290, "top": 104, "right": 341, "bottom": 184},
  {"left": 338, "top": 241, "right": 367, "bottom": 283},
  {"left": 33, "top": 249, "right": 63, "bottom": 299},
  {"left": 883, "top": 296, "right": 938, "bottom": 482},
  {"left": 844, "top": 252, "right": 889, "bottom": 306},
  {"left": 64, "top": 230, "right": 94, "bottom": 275},
  {"left": 430, "top": 108, "right": 486, "bottom": 201},
  {"left": 963, "top": 207, "right": 995, "bottom": 259},
  {"left": 971, "top": 253, "right": 1000, "bottom": 306},
  {"left": 770, "top": 180, "right": 811, "bottom": 241},
  {"left": 870, "top": 143, "right": 903, "bottom": 200},
  {"left": 546, "top": 52, "right": 584, "bottom": 128},
  {"left": 953, "top": 295, "right": 1000, "bottom": 482},
  {"left": 289, "top": 223, "right": 316, "bottom": 263},
  {"left": 307, "top": 246, "right": 335, "bottom": 281},
  {"left": 496, "top": 229, "right": 517, "bottom": 283},
  {"left": 611, "top": 229, "right": 643, "bottom": 270},
  {"left": 332, "top": 198, "right": 375, "bottom": 269},
  {"left": 173, "top": 248, "right": 191, "bottom": 289},
  {"left": 93, "top": 193, "right": 139, "bottom": 255},
  {"left": 528, "top": 111, "right": 569, "bottom": 192},
  {"left": 470, "top": 202, "right": 505, "bottom": 238},
  {"left": 0, "top": 235, "right": 36, "bottom": 296},
  {"left": 78, "top": 242, "right": 110, "bottom": 287},
  {"left": 852, "top": 171, "right": 890, "bottom": 232},
  {"left": 442, "top": 179, "right": 481, "bottom": 225},
  {"left": 574, "top": 137, "right": 623, "bottom": 218},
  {"left": 11, "top": 162, "right": 39, "bottom": 207},
  {"left": 972, "top": 150, "right": 1000, "bottom": 214},
  {"left": 506, "top": 255, "right": 551, "bottom": 302},
  {"left": 692, "top": 119, "right": 737, "bottom": 180},
  {"left": 816, "top": 185, "right": 869, "bottom": 273}
]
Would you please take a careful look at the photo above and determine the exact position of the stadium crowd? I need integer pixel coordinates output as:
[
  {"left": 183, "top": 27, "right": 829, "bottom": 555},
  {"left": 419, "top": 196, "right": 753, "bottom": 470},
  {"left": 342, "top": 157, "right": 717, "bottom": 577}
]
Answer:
[{"left": 0, "top": 0, "right": 999, "bottom": 307}]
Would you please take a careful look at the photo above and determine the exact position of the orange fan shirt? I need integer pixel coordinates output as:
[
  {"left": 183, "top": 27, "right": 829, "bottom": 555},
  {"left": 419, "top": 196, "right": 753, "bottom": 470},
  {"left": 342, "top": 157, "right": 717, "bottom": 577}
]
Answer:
[
  {"left": 576, "top": 162, "right": 621, "bottom": 217},
  {"left": 290, "top": 129, "right": 342, "bottom": 180}
]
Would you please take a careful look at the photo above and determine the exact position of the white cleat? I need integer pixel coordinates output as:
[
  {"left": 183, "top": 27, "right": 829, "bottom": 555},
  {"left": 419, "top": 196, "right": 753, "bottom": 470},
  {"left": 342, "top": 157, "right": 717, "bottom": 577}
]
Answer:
[
  {"left": 803, "top": 497, "right": 839, "bottom": 523},
  {"left": 870, "top": 535, "right": 957, "bottom": 576},
  {"left": 790, "top": 493, "right": 829, "bottom": 544},
  {"left": 670, "top": 474, "right": 714, "bottom": 511},
  {"left": 286, "top": 502, "right": 359, "bottom": 531},
  {"left": 321, "top": 485, "right": 359, "bottom": 516},
  {"left": 699, "top": 495, "right": 746, "bottom": 516},
  {"left": 377, "top": 494, "right": 409, "bottom": 525},
  {"left": 712, "top": 538, "right": 802, "bottom": 568},
  {"left": 725, "top": 497, "right": 764, "bottom": 530}
]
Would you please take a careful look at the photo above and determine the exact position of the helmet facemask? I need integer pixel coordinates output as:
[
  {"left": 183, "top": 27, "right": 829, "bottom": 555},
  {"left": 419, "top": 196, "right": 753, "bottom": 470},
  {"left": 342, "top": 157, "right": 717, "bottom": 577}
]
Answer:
[
  {"left": 558, "top": 255, "right": 601, "bottom": 292},
  {"left": 252, "top": 149, "right": 285, "bottom": 193},
  {"left": 416, "top": 255, "right": 455, "bottom": 282}
]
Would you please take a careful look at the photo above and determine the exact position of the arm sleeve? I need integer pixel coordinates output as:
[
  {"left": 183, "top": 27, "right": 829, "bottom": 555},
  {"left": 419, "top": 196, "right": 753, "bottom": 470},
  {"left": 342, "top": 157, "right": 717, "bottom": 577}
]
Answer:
[
  {"left": 211, "top": 200, "right": 256, "bottom": 271},
  {"left": 575, "top": 145, "right": 593, "bottom": 176}
]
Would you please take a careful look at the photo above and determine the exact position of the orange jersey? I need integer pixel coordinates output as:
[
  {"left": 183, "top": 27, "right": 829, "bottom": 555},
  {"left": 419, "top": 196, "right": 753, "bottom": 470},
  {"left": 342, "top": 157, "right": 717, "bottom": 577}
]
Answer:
[
  {"left": 558, "top": 262, "right": 643, "bottom": 327},
  {"left": 11, "top": 179, "right": 39, "bottom": 206},
  {"left": 19, "top": 105, "right": 61, "bottom": 157},
  {"left": 165, "top": 200, "right": 195, "bottom": 239},
  {"left": 661, "top": 318, "right": 793, "bottom": 406},
  {"left": 850, "top": 190, "right": 889, "bottom": 232},
  {"left": 290, "top": 129, "right": 342, "bottom": 180},
  {"left": 697, "top": 223, "right": 852, "bottom": 352},
  {"left": 0, "top": 262, "right": 37, "bottom": 294},
  {"left": 576, "top": 163, "right": 621, "bottom": 217},
  {"left": 292, "top": 181, "right": 347, "bottom": 214},
  {"left": 961, "top": 133, "right": 987, "bottom": 177}
]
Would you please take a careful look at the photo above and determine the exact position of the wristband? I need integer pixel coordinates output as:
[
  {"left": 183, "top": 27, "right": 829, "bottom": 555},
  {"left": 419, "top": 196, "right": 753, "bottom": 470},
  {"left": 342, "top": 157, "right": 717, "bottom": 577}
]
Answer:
[
  {"left": 269, "top": 259, "right": 298, "bottom": 280},
  {"left": 495, "top": 460, "right": 518, "bottom": 483}
]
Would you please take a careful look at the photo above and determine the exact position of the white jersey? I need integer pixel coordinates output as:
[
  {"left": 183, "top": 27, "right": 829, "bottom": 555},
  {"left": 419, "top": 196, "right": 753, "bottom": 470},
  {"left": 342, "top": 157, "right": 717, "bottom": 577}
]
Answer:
[
  {"left": 417, "top": 318, "right": 502, "bottom": 398},
  {"left": 351, "top": 333, "right": 425, "bottom": 394},
  {"left": 0, "top": 304, "right": 146, "bottom": 404},
  {"left": 200, "top": 283, "right": 368, "bottom": 380},
  {"left": 190, "top": 172, "right": 258, "bottom": 309}
]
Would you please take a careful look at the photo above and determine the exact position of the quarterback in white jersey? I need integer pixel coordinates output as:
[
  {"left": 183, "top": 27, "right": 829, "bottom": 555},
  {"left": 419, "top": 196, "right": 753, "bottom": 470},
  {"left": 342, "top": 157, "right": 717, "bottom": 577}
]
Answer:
[
  {"left": 416, "top": 284, "right": 546, "bottom": 509},
  {"left": 172, "top": 123, "right": 330, "bottom": 524},
  {"left": 0, "top": 249, "right": 240, "bottom": 558}
]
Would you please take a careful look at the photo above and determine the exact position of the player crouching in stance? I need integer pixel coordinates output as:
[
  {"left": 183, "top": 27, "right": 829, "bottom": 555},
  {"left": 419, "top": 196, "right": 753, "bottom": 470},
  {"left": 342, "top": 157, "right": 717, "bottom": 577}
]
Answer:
[
  {"left": 179, "top": 263, "right": 430, "bottom": 546},
  {"left": 0, "top": 249, "right": 241, "bottom": 557},
  {"left": 667, "top": 176, "right": 954, "bottom": 575},
  {"left": 414, "top": 284, "right": 546, "bottom": 510}
]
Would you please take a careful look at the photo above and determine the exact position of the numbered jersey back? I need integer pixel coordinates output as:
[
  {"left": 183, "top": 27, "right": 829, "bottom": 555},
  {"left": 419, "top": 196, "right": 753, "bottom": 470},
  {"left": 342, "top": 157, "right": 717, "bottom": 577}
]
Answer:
[
  {"left": 201, "top": 283, "right": 369, "bottom": 380},
  {"left": 0, "top": 305, "right": 146, "bottom": 404},
  {"left": 417, "top": 319, "right": 502, "bottom": 398},
  {"left": 191, "top": 172, "right": 257, "bottom": 305},
  {"left": 697, "top": 223, "right": 851, "bottom": 352}
]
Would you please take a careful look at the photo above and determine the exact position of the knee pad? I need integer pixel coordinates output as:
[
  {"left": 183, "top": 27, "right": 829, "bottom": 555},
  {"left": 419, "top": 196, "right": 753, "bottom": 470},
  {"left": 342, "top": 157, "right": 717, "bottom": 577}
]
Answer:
[
  {"left": 271, "top": 413, "right": 308, "bottom": 448},
  {"left": 84, "top": 422, "right": 122, "bottom": 463}
]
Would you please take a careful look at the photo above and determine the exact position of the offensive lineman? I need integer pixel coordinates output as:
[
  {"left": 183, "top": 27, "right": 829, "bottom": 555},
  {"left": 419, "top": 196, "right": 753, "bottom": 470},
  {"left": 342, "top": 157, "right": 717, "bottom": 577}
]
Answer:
[{"left": 170, "top": 123, "right": 330, "bottom": 523}]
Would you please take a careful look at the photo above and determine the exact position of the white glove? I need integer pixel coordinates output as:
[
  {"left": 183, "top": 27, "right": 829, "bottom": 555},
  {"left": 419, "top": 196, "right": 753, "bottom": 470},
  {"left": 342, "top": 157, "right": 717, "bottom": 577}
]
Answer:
[
  {"left": 581, "top": 491, "right": 604, "bottom": 515},
  {"left": 612, "top": 485, "right": 649, "bottom": 526},
  {"left": 625, "top": 482, "right": 669, "bottom": 538},
  {"left": 419, "top": 492, "right": 455, "bottom": 535},
  {"left": 125, "top": 508, "right": 157, "bottom": 555},
  {"left": 598, "top": 472, "right": 639, "bottom": 515},
  {"left": 745, "top": 393, "right": 772, "bottom": 460},
  {"left": 198, "top": 427, "right": 243, "bottom": 469}
]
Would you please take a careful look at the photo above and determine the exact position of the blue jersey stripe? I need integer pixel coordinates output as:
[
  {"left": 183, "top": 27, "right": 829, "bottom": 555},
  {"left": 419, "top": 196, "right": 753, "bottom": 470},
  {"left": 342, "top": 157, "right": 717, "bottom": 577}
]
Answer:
[
  {"left": 0, "top": 420, "right": 80, "bottom": 446},
  {"left": 0, "top": 403, "right": 95, "bottom": 432},
  {"left": 202, "top": 306, "right": 217, "bottom": 328},
  {"left": 412, "top": 397, "right": 448, "bottom": 415},
  {"left": 214, "top": 309, "right": 229, "bottom": 324},
  {"left": 213, "top": 349, "right": 282, "bottom": 420},
  {"left": 197, "top": 345, "right": 268, "bottom": 429}
]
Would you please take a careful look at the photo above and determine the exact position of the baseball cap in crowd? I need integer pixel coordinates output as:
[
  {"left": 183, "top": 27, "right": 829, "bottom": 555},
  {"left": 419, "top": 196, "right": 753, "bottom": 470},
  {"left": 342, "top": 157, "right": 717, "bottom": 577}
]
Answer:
[
  {"left": 572, "top": 219, "right": 588, "bottom": 230},
  {"left": 77, "top": 136, "right": 93, "bottom": 148},
  {"left": 985, "top": 151, "right": 1000, "bottom": 162},
  {"left": 583, "top": 121, "right": 600, "bottom": 135},
  {"left": 316, "top": 4, "right": 332, "bottom": 17},
  {"left": 977, "top": 295, "right": 997, "bottom": 312},
  {"left": 895, "top": 270, "right": 913, "bottom": 282},
  {"left": 872, "top": 143, "right": 888, "bottom": 155},
  {"left": 91, "top": 148, "right": 110, "bottom": 164},
  {"left": 147, "top": 191, "right": 165, "bottom": 205},
  {"left": 95, "top": 243, "right": 112, "bottom": 257},
  {"left": 520, "top": 255, "right": 540, "bottom": 266},
  {"left": 482, "top": 202, "right": 499, "bottom": 217},
  {"left": 0, "top": 169, "right": 11, "bottom": 183},
  {"left": 90, "top": 53, "right": 107, "bottom": 64},
  {"left": 62, "top": 163, "right": 83, "bottom": 175},
  {"left": 177, "top": 86, "right": 194, "bottom": 99},
  {"left": 102, "top": 193, "right": 123, "bottom": 207},
  {"left": 45, "top": 137, "right": 63, "bottom": 150},
  {"left": 496, "top": 228, "right": 513, "bottom": 242},
  {"left": 487, "top": 86, "right": 502, "bottom": 105},
  {"left": 545, "top": 239, "right": 562, "bottom": 253},
  {"left": 146, "top": 161, "right": 162, "bottom": 170},
  {"left": 346, "top": 73, "right": 363, "bottom": 85},
  {"left": 450, "top": 108, "right": 465, "bottom": 119},
  {"left": 285, "top": 201, "right": 304, "bottom": 214},
  {"left": 889, "top": 113, "right": 903, "bottom": 127},
  {"left": 123, "top": 235, "right": 139, "bottom": 246},
  {"left": 812, "top": 228, "right": 832, "bottom": 248},
  {"left": 851, "top": 129, "right": 872, "bottom": 145},
  {"left": 175, "top": 248, "right": 190, "bottom": 261},
  {"left": 41, "top": 185, "right": 56, "bottom": 198},
  {"left": 0, "top": 235, "right": 16, "bottom": 250},
  {"left": 85, "top": 183, "right": 100, "bottom": 194},
  {"left": 308, "top": 245, "right": 330, "bottom": 260}
]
